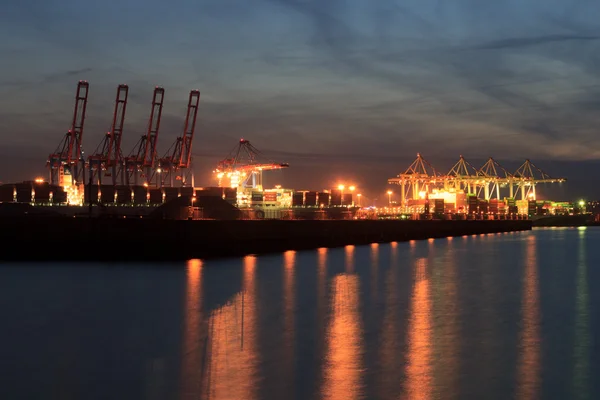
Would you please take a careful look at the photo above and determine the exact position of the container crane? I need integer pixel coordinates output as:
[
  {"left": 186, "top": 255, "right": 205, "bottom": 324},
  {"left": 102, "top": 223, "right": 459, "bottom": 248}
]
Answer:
[
  {"left": 388, "top": 153, "right": 441, "bottom": 208},
  {"left": 477, "top": 157, "right": 513, "bottom": 200},
  {"left": 87, "top": 84, "right": 129, "bottom": 185},
  {"left": 122, "top": 87, "right": 164, "bottom": 186},
  {"left": 512, "top": 159, "right": 566, "bottom": 200},
  {"left": 214, "top": 139, "right": 289, "bottom": 191},
  {"left": 47, "top": 80, "right": 89, "bottom": 186},
  {"left": 155, "top": 90, "right": 200, "bottom": 187}
]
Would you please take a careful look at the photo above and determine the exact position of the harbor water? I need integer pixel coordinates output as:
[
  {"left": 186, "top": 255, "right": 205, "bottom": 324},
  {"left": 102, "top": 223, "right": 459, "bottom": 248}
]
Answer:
[{"left": 1, "top": 227, "right": 599, "bottom": 399}]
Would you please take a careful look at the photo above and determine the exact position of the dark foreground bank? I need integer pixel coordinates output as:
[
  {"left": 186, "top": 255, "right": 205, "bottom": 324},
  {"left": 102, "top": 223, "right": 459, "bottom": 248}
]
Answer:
[{"left": 0, "top": 217, "right": 531, "bottom": 261}]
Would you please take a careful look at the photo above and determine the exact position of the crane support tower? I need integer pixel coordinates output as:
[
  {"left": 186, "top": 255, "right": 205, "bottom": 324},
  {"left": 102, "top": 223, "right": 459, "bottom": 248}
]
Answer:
[
  {"left": 156, "top": 90, "right": 201, "bottom": 187},
  {"left": 122, "top": 87, "right": 165, "bottom": 186},
  {"left": 47, "top": 80, "right": 89, "bottom": 186},
  {"left": 88, "top": 84, "right": 129, "bottom": 185}
]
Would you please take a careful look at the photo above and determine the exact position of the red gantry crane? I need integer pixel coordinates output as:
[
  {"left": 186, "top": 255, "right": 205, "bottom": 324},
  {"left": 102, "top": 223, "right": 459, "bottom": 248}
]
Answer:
[
  {"left": 214, "top": 139, "right": 289, "bottom": 191},
  {"left": 122, "top": 86, "right": 164, "bottom": 186},
  {"left": 47, "top": 80, "right": 89, "bottom": 186},
  {"left": 87, "top": 84, "right": 129, "bottom": 185},
  {"left": 155, "top": 90, "right": 200, "bottom": 187}
]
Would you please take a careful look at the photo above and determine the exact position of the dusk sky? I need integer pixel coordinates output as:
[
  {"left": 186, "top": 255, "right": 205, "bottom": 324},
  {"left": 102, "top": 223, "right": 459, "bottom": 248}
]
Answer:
[{"left": 2, "top": 0, "right": 600, "bottom": 200}]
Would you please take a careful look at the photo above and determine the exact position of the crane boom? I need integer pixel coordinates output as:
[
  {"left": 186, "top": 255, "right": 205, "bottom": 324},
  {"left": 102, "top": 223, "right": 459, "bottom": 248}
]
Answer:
[
  {"left": 88, "top": 84, "right": 129, "bottom": 185},
  {"left": 142, "top": 87, "right": 164, "bottom": 168},
  {"left": 107, "top": 84, "right": 129, "bottom": 167},
  {"left": 67, "top": 80, "right": 89, "bottom": 164},
  {"left": 155, "top": 89, "right": 200, "bottom": 187},
  {"left": 47, "top": 80, "right": 90, "bottom": 185},
  {"left": 178, "top": 90, "right": 200, "bottom": 168},
  {"left": 122, "top": 86, "right": 165, "bottom": 185}
]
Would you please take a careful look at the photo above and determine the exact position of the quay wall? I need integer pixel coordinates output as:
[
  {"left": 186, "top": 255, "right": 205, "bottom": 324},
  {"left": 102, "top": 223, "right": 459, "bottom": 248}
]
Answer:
[{"left": 0, "top": 218, "right": 532, "bottom": 261}]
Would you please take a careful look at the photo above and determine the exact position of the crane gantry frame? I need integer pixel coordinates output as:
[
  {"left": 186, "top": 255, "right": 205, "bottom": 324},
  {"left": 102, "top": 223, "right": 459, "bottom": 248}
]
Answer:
[
  {"left": 47, "top": 80, "right": 89, "bottom": 186},
  {"left": 87, "top": 84, "right": 129, "bottom": 185},
  {"left": 122, "top": 87, "right": 165, "bottom": 186},
  {"left": 388, "top": 154, "right": 566, "bottom": 208},
  {"left": 214, "top": 139, "right": 289, "bottom": 191},
  {"left": 155, "top": 89, "right": 201, "bottom": 188}
]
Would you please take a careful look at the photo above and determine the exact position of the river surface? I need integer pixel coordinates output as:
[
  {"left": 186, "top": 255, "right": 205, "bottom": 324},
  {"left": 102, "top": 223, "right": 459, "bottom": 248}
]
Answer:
[{"left": 1, "top": 228, "right": 599, "bottom": 400}]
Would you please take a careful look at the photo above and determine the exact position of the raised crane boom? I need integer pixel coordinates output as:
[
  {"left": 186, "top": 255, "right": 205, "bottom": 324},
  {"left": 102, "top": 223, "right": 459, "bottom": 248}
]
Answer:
[
  {"left": 177, "top": 90, "right": 200, "bottom": 168},
  {"left": 156, "top": 90, "right": 200, "bottom": 187},
  {"left": 142, "top": 87, "right": 164, "bottom": 169},
  {"left": 88, "top": 84, "right": 129, "bottom": 185},
  {"left": 122, "top": 87, "right": 165, "bottom": 185},
  {"left": 47, "top": 80, "right": 89, "bottom": 185},
  {"left": 214, "top": 139, "right": 289, "bottom": 190}
]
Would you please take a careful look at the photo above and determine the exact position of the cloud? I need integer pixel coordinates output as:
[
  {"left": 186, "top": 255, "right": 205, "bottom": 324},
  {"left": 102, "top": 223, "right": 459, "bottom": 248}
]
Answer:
[
  {"left": 3, "top": 0, "right": 600, "bottom": 197},
  {"left": 472, "top": 34, "right": 600, "bottom": 50}
]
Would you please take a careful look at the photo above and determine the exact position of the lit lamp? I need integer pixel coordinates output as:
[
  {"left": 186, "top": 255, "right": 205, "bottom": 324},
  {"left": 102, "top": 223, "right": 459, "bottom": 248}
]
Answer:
[
  {"left": 349, "top": 185, "right": 356, "bottom": 206},
  {"left": 387, "top": 190, "right": 393, "bottom": 206},
  {"left": 338, "top": 184, "right": 345, "bottom": 206}
]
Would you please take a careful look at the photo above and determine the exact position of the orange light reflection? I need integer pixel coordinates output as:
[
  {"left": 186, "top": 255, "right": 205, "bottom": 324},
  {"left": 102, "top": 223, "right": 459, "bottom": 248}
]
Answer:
[
  {"left": 379, "top": 254, "right": 401, "bottom": 398},
  {"left": 370, "top": 243, "right": 379, "bottom": 302},
  {"left": 405, "top": 258, "right": 432, "bottom": 399},
  {"left": 283, "top": 250, "right": 296, "bottom": 389},
  {"left": 202, "top": 256, "right": 258, "bottom": 400},
  {"left": 516, "top": 235, "right": 540, "bottom": 399},
  {"left": 323, "top": 275, "right": 363, "bottom": 400},
  {"left": 180, "top": 259, "right": 202, "bottom": 399},
  {"left": 345, "top": 245, "right": 355, "bottom": 273}
]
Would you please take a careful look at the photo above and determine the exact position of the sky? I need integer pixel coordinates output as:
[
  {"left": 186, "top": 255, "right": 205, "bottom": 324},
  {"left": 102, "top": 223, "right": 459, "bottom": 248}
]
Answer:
[{"left": 2, "top": 0, "right": 600, "bottom": 200}]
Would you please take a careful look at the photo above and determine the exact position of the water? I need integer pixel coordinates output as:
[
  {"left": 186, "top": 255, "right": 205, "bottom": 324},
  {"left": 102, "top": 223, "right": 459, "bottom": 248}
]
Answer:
[{"left": 1, "top": 228, "right": 599, "bottom": 399}]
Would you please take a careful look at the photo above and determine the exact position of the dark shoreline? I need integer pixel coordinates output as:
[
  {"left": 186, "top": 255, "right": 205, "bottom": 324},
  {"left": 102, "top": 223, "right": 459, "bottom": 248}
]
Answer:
[{"left": 1, "top": 218, "right": 532, "bottom": 262}]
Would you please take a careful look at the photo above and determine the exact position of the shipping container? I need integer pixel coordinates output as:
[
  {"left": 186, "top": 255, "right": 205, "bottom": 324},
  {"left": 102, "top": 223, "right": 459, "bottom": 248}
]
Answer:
[
  {"left": 15, "top": 183, "right": 33, "bottom": 203},
  {"left": 132, "top": 185, "right": 148, "bottom": 205},
  {"left": 330, "top": 189, "right": 342, "bottom": 206},
  {"left": 479, "top": 200, "right": 489, "bottom": 213},
  {"left": 116, "top": 185, "right": 133, "bottom": 204},
  {"left": 180, "top": 187, "right": 194, "bottom": 197},
  {"left": 292, "top": 192, "right": 304, "bottom": 207},
  {"left": 196, "top": 187, "right": 223, "bottom": 197},
  {"left": 251, "top": 191, "right": 263, "bottom": 202},
  {"left": 163, "top": 187, "right": 179, "bottom": 202},
  {"left": 317, "top": 192, "right": 330, "bottom": 207},
  {"left": 149, "top": 188, "right": 163, "bottom": 204},
  {"left": 528, "top": 200, "right": 537, "bottom": 215},
  {"left": 0, "top": 184, "right": 15, "bottom": 202},
  {"left": 223, "top": 187, "right": 237, "bottom": 200},
  {"left": 467, "top": 196, "right": 478, "bottom": 214},
  {"left": 84, "top": 184, "right": 100, "bottom": 204},
  {"left": 50, "top": 185, "right": 67, "bottom": 204},
  {"left": 263, "top": 192, "right": 277, "bottom": 202},
  {"left": 433, "top": 198, "right": 444, "bottom": 214},
  {"left": 304, "top": 191, "right": 318, "bottom": 206},
  {"left": 100, "top": 185, "right": 116, "bottom": 204},
  {"left": 342, "top": 193, "right": 353, "bottom": 206},
  {"left": 33, "top": 183, "right": 51, "bottom": 203}
]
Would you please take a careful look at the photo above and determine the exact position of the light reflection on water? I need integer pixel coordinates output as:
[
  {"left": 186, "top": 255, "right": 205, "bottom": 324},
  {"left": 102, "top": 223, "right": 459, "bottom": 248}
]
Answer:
[
  {"left": 516, "top": 235, "right": 541, "bottom": 399},
  {"left": 1, "top": 228, "right": 599, "bottom": 399},
  {"left": 200, "top": 256, "right": 258, "bottom": 400},
  {"left": 405, "top": 258, "right": 432, "bottom": 400},
  {"left": 322, "top": 274, "right": 363, "bottom": 400}
]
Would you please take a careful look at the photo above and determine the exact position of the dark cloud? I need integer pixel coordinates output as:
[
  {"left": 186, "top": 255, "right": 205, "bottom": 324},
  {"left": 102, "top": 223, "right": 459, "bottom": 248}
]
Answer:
[
  {"left": 3, "top": 0, "right": 600, "bottom": 198},
  {"left": 472, "top": 34, "right": 600, "bottom": 50}
]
